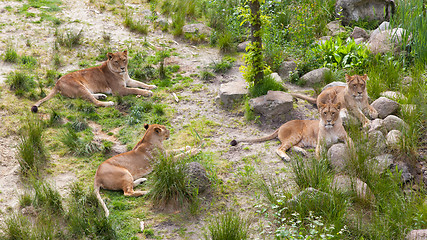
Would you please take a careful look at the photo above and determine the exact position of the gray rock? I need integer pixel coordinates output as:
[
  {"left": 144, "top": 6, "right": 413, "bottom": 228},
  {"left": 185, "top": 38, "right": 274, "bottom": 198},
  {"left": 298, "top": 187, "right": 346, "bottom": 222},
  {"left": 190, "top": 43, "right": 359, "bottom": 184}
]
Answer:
[
  {"left": 371, "top": 97, "right": 399, "bottom": 118},
  {"left": 301, "top": 67, "right": 331, "bottom": 85},
  {"left": 336, "top": 0, "right": 394, "bottom": 26},
  {"left": 183, "top": 23, "right": 212, "bottom": 36},
  {"left": 185, "top": 162, "right": 210, "bottom": 193},
  {"left": 237, "top": 41, "right": 250, "bottom": 52},
  {"left": 278, "top": 60, "right": 297, "bottom": 80},
  {"left": 406, "top": 229, "right": 427, "bottom": 240},
  {"left": 370, "top": 21, "right": 391, "bottom": 39},
  {"left": 383, "top": 115, "right": 406, "bottom": 132},
  {"left": 392, "top": 161, "right": 413, "bottom": 183},
  {"left": 218, "top": 80, "right": 248, "bottom": 108},
  {"left": 350, "top": 26, "right": 369, "bottom": 39},
  {"left": 270, "top": 72, "right": 282, "bottom": 85},
  {"left": 249, "top": 91, "right": 293, "bottom": 118},
  {"left": 326, "top": 20, "right": 345, "bottom": 36},
  {"left": 371, "top": 154, "right": 394, "bottom": 174},
  {"left": 354, "top": 37, "right": 365, "bottom": 45},
  {"left": 321, "top": 81, "right": 347, "bottom": 92},
  {"left": 331, "top": 175, "right": 375, "bottom": 202},
  {"left": 386, "top": 130, "right": 402, "bottom": 148},
  {"left": 368, "top": 28, "right": 406, "bottom": 55},
  {"left": 368, "top": 130, "right": 387, "bottom": 154},
  {"left": 369, "top": 118, "right": 386, "bottom": 135},
  {"left": 327, "top": 143, "right": 350, "bottom": 173}
]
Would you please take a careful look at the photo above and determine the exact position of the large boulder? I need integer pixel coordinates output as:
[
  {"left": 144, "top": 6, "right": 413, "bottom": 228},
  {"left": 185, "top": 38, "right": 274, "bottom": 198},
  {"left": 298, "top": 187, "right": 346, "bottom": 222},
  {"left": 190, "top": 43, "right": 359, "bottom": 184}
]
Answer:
[
  {"left": 287, "top": 188, "right": 333, "bottom": 211},
  {"left": 383, "top": 115, "right": 407, "bottom": 132},
  {"left": 386, "top": 130, "right": 402, "bottom": 148},
  {"left": 321, "top": 81, "right": 347, "bottom": 92},
  {"left": 335, "top": 0, "right": 395, "bottom": 26},
  {"left": 371, "top": 154, "right": 394, "bottom": 175},
  {"left": 249, "top": 91, "right": 293, "bottom": 118},
  {"left": 371, "top": 97, "right": 399, "bottom": 118},
  {"left": 326, "top": 20, "right": 345, "bottom": 36},
  {"left": 237, "top": 41, "right": 250, "bottom": 52},
  {"left": 327, "top": 143, "right": 350, "bottom": 173},
  {"left": 369, "top": 118, "right": 387, "bottom": 135},
  {"left": 301, "top": 67, "right": 331, "bottom": 85},
  {"left": 278, "top": 60, "right": 297, "bottom": 80},
  {"left": 406, "top": 230, "right": 427, "bottom": 240},
  {"left": 183, "top": 23, "right": 212, "bottom": 37},
  {"left": 368, "top": 28, "right": 406, "bottom": 55},
  {"left": 350, "top": 26, "right": 369, "bottom": 40},
  {"left": 217, "top": 80, "right": 248, "bottom": 108}
]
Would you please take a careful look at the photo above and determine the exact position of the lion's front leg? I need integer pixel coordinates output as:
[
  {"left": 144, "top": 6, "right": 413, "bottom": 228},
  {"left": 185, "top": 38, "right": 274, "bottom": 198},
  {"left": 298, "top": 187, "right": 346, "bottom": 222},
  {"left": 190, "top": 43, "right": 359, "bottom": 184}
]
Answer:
[
  {"left": 115, "top": 87, "right": 153, "bottom": 97},
  {"left": 125, "top": 73, "right": 157, "bottom": 90}
]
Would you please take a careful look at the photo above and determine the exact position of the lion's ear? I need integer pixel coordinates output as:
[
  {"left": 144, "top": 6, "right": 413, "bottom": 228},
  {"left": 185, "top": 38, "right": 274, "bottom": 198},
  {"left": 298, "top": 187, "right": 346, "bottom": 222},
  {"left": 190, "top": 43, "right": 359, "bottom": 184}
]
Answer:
[
  {"left": 123, "top": 50, "right": 128, "bottom": 56},
  {"left": 345, "top": 74, "right": 351, "bottom": 83},
  {"left": 335, "top": 102, "right": 341, "bottom": 110},
  {"left": 318, "top": 102, "right": 326, "bottom": 110},
  {"left": 363, "top": 74, "right": 368, "bottom": 81},
  {"left": 144, "top": 123, "right": 149, "bottom": 130},
  {"left": 107, "top": 52, "right": 114, "bottom": 60}
]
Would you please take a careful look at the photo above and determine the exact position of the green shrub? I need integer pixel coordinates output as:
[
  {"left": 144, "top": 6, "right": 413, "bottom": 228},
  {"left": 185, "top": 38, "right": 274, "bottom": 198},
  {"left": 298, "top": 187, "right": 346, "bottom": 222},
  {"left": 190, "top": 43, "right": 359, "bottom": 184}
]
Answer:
[
  {"left": 20, "top": 55, "right": 37, "bottom": 68},
  {"left": 207, "top": 211, "right": 249, "bottom": 240},
  {"left": 124, "top": 12, "right": 148, "bottom": 34},
  {"left": 6, "top": 71, "right": 36, "bottom": 97},
  {"left": 291, "top": 157, "right": 332, "bottom": 192},
  {"left": 210, "top": 57, "right": 235, "bottom": 73},
  {"left": 4, "top": 45, "right": 19, "bottom": 63},
  {"left": 60, "top": 127, "right": 101, "bottom": 156},
  {"left": 248, "top": 74, "right": 285, "bottom": 98}
]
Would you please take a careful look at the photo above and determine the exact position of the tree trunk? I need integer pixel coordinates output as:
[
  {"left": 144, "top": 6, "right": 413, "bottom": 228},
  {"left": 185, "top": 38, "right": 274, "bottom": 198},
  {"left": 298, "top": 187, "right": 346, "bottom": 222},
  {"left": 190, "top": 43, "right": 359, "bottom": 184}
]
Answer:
[{"left": 249, "top": 0, "right": 264, "bottom": 85}]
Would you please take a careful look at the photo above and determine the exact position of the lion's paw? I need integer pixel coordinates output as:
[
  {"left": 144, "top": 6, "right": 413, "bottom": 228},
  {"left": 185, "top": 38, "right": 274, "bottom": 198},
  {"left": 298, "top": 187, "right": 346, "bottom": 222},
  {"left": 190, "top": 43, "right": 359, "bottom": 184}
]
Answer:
[{"left": 147, "top": 85, "right": 157, "bottom": 90}]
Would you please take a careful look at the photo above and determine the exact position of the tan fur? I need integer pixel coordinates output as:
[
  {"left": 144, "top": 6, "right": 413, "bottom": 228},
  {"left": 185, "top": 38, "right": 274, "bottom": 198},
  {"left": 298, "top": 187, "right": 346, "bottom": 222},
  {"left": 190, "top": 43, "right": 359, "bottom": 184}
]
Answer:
[
  {"left": 31, "top": 50, "right": 156, "bottom": 112},
  {"left": 291, "top": 74, "right": 378, "bottom": 127},
  {"left": 231, "top": 99, "right": 350, "bottom": 161}
]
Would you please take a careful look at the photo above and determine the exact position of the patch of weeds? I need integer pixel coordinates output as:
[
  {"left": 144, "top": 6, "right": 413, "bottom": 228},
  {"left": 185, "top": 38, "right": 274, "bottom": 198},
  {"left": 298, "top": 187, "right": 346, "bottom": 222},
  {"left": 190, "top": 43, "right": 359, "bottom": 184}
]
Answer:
[
  {"left": 47, "top": 108, "right": 62, "bottom": 127},
  {"left": 55, "top": 28, "right": 83, "bottom": 48},
  {"left": 45, "top": 69, "right": 60, "bottom": 87},
  {"left": 60, "top": 127, "right": 102, "bottom": 156},
  {"left": 249, "top": 74, "right": 286, "bottom": 98},
  {"left": 3, "top": 45, "right": 19, "bottom": 63},
  {"left": 6, "top": 71, "right": 37, "bottom": 97},
  {"left": 291, "top": 156, "right": 332, "bottom": 192},
  {"left": 244, "top": 99, "right": 256, "bottom": 122},
  {"left": 217, "top": 31, "right": 235, "bottom": 53},
  {"left": 17, "top": 115, "right": 48, "bottom": 176},
  {"left": 206, "top": 211, "right": 249, "bottom": 240},
  {"left": 31, "top": 180, "right": 63, "bottom": 215},
  {"left": 20, "top": 55, "right": 37, "bottom": 69},
  {"left": 200, "top": 70, "right": 215, "bottom": 81},
  {"left": 210, "top": 56, "right": 235, "bottom": 73},
  {"left": 124, "top": 12, "right": 148, "bottom": 34},
  {"left": 52, "top": 53, "right": 62, "bottom": 69}
]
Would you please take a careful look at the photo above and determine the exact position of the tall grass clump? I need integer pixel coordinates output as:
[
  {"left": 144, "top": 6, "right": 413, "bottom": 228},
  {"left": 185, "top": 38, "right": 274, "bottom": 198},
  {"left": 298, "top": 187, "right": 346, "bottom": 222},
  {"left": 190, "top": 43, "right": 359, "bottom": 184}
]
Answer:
[
  {"left": 291, "top": 156, "right": 332, "bottom": 192},
  {"left": 6, "top": 71, "right": 37, "bottom": 97},
  {"left": 31, "top": 180, "right": 63, "bottom": 215},
  {"left": 147, "top": 153, "right": 198, "bottom": 210},
  {"left": 206, "top": 211, "right": 249, "bottom": 240},
  {"left": 60, "top": 126, "right": 101, "bottom": 156},
  {"left": 55, "top": 28, "right": 83, "bottom": 48},
  {"left": 248, "top": 74, "right": 286, "bottom": 98},
  {"left": 391, "top": 0, "right": 427, "bottom": 64},
  {"left": 124, "top": 11, "right": 148, "bottom": 34},
  {"left": 3, "top": 45, "right": 19, "bottom": 63},
  {"left": 367, "top": 54, "right": 403, "bottom": 100},
  {"left": 17, "top": 115, "right": 48, "bottom": 175}
]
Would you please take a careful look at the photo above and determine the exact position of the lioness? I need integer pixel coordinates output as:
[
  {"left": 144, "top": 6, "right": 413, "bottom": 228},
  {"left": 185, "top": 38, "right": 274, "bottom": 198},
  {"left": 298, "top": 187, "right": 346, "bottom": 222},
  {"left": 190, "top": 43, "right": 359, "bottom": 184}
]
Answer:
[
  {"left": 290, "top": 74, "right": 378, "bottom": 127},
  {"left": 230, "top": 98, "right": 351, "bottom": 161},
  {"left": 94, "top": 124, "right": 198, "bottom": 217},
  {"left": 31, "top": 50, "right": 156, "bottom": 113}
]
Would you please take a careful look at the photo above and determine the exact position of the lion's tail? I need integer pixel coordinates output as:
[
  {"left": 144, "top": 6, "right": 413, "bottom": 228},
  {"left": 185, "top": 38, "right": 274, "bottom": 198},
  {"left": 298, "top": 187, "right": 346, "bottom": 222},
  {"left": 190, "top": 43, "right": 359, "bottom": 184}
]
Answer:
[
  {"left": 230, "top": 129, "right": 279, "bottom": 146},
  {"left": 290, "top": 93, "right": 317, "bottom": 105},
  {"left": 94, "top": 183, "right": 110, "bottom": 217},
  {"left": 31, "top": 86, "right": 59, "bottom": 113}
]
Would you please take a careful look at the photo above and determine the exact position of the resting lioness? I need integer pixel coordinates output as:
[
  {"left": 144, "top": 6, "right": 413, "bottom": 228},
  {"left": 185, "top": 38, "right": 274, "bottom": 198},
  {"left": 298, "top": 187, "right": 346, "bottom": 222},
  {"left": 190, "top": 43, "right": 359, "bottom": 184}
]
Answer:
[
  {"left": 230, "top": 97, "right": 351, "bottom": 161},
  {"left": 290, "top": 74, "right": 378, "bottom": 127},
  {"left": 31, "top": 50, "right": 156, "bottom": 113},
  {"left": 94, "top": 124, "right": 198, "bottom": 217}
]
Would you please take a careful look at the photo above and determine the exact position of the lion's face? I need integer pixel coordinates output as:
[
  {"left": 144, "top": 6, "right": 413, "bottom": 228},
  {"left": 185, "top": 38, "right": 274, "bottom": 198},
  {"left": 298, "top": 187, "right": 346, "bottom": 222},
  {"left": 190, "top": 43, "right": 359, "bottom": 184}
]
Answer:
[
  {"left": 145, "top": 124, "right": 170, "bottom": 142},
  {"left": 346, "top": 74, "right": 367, "bottom": 100},
  {"left": 107, "top": 50, "right": 128, "bottom": 74},
  {"left": 319, "top": 102, "right": 341, "bottom": 129}
]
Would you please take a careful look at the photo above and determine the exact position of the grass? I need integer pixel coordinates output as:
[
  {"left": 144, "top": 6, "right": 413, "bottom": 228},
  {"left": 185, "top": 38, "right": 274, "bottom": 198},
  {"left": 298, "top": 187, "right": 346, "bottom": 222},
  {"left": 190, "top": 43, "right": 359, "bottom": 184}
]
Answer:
[
  {"left": 249, "top": 74, "right": 286, "bottom": 98},
  {"left": 55, "top": 28, "right": 83, "bottom": 48},
  {"left": 3, "top": 45, "right": 19, "bottom": 63},
  {"left": 206, "top": 211, "right": 249, "bottom": 240},
  {"left": 6, "top": 71, "right": 36, "bottom": 97},
  {"left": 124, "top": 11, "right": 149, "bottom": 34}
]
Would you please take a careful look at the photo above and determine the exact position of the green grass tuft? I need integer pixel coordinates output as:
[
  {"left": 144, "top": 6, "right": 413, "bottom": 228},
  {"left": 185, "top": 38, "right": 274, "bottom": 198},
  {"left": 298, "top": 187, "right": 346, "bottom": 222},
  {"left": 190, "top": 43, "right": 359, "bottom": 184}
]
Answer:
[{"left": 207, "top": 211, "right": 249, "bottom": 240}]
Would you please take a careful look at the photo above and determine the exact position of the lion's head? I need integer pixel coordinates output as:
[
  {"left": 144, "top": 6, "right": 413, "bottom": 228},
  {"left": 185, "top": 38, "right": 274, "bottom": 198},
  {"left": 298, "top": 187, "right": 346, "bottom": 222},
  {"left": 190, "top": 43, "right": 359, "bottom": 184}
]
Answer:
[
  {"left": 346, "top": 74, "right": 368, "bottom": 100},
  {"left": 318, "top": 100, "right": 341, "bottom": 129},
  {"left": 107, "top": 50, "right": 128, "bottom": 74}
]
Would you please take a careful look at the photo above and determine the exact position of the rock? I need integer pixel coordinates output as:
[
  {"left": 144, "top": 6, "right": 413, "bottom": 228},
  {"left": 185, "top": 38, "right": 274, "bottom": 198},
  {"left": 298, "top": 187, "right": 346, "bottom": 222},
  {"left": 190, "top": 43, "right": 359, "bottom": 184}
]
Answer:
[
  {"left": 354, "top": 37, "right": 365, "bottom": 45},
  {"left": 237, "top": 41, "right": 250, "bottom": 52},
  {"left": 369, "top": 118, "right": 386, "bottom": 135},
  {"left": 270, "top": 72, "right": 282, "bottom": 85},
  {"left": 406, "top": 229, "right": 427, "bottom": 240},
  {"left": 327, "top": 143, "right": 350, "bottom": 173},
  {"left": 371, "top": 154, "right": 394, "bottom": 175},
  {"left": 386, "top": 130, "right": 402, "bottom": 148},
  {"left": 392, "top": 161, "right": 413, "bottom": 183},
  {"left": 326, "top": 20, "right": 345, "bottom": 36},
  {"left": 331, "top": 175, "right": 374, "bottom": 202},
  {"left": 183, "top": 23, "right": 212, "bottom": 36},
  {"left": 249, "top": 91, "right": 293, "bottom": 118},
  {"left": 381, "top": 91, "right": 407, "bottom": 101},
  {"left": 370, "top": 21, "right": 391, "bottom": 39},
  {"left": 185, "top": 162, "right": 210, "bottom": 193},
  {"left": 350, "top": 26, "right": 369, "bottom": 39},
  {"left": 278, "top": 60, "right": 297, "bottom": 80},
  {"left": 287, "top": 187, "right": 332, "bottom": 210},
  {"left": 383, "top": 115, "right": 406, "bottom": 132},
  {"left": 368, "top": 130, "right": 387, "bottom": 154},
  {"left": 217, "top": 80, "right": 248, "bottom": 108},
  {"left": 321, "top": 81, "right": 347, "bottom": 92},
  {"left": 301, "top": 68, "right": 331, "bottom": 85},
  {"left": 371, "top": 97, "right": 399, "bottom": 118},
  {"left": 335, "top": 0, "right": 394, "bottom": 26},
  {"left": 368, "top": 28, "right": 406, "bottom": 55}
]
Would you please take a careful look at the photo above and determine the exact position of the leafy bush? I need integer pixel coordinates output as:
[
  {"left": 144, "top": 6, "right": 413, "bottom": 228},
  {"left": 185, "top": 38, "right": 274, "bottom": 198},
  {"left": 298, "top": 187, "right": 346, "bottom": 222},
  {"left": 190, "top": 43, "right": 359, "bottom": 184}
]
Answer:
[{"left": 313, "top": 37, "right": 370, "bottom": 71}]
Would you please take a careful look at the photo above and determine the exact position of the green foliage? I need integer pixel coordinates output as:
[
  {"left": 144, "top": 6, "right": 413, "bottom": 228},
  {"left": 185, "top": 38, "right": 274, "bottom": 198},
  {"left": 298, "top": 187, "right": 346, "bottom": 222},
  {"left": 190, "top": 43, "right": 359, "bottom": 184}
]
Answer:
[
  {"left": 207, "top": 211, "right": 249, "bottom": 240},
  {"left": 60, "top": 127, "right": 102, "bottom": 156},
  {"left": 31, "top": 180, "right": 63, "bottom": 215},
  {"left": 55, "top": 28, "right": 83, "bottom": 48},
  {"left": 124, "top": 11, "right": 149, "bottom": 34},
  {"left": 291, "top": 157, "right": 332, "bottom": 192},
  {"left": 17, "top": 116, "right": 48, "bottom": 176},
  {"left": 314, "top": 37, "right": 370, "bottom": 71},
  {"left": 200, "top": 70, "right": 215, "bottom": 81},
  {"left": 248, "top": 74, "right": 285, "bottom": 98},
  {"left": 20, "top": 55, "right": 37, "bottom": 69},
  {"left": 210, "top": 57, "right": 235, "bottom": 73},
  {"left": 6, "top": 71, "right": 37, "bottom": 97},
  {"left": 4, "top": 45, "right": 19, "bottom": 63}
]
